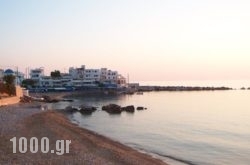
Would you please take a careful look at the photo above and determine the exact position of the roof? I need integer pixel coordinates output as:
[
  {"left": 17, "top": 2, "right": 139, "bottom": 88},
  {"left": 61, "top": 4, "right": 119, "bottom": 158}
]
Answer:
[{"left": 4, "top": 69, "right": 14, "bottom": 74}]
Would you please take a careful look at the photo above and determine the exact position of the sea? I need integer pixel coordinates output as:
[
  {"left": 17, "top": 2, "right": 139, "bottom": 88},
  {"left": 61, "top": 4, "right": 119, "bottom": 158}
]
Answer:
[{"left": 50, "top": 80, "right": 250, "bottom": 165}]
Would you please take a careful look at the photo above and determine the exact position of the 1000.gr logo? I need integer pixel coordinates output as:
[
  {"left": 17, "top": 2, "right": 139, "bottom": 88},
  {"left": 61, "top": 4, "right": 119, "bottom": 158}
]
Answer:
[{"left": 10, "top": 137, "right": 71, "bottom": 155}]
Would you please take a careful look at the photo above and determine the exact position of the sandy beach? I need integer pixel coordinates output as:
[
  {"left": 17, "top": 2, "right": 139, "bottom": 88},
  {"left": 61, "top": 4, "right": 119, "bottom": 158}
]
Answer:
[{"left": 0, "top": 102, "right": 167, "bottom": 165}]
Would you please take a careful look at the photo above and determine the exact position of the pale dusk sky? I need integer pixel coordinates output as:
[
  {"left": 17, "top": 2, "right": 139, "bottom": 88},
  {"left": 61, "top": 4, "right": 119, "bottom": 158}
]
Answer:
[{"left": 1, "top": 0, "right": 250, "bottom": 81}]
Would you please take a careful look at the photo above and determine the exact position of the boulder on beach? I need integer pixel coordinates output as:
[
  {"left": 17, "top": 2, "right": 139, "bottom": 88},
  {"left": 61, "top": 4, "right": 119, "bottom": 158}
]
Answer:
[
  {"left": 121, "top": 105, "right": 135, "bottom": 113},
  {"left": 102, "top": 104, "right": 122, "bottom": 114}
]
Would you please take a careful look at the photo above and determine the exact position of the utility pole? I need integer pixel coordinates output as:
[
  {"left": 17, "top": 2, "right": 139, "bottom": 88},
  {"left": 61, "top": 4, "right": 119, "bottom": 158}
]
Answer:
[
  {"left": 127, "top": 74, "right": 129, "bottom": 84},
  {"left": 16, "top": 66, "right": 18, "bottom": 85}
]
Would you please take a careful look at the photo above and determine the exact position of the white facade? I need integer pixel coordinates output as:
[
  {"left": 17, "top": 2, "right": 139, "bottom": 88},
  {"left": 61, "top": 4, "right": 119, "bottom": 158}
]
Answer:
[
  {"left": 117, "top": 74, "right": 126, "bottom": 87},
  {"left": 40, "top": 77, "right": 63, "bottom": 87},
  {"left": 30, "top": 68, "right": 44, "bottom": 80},
  {"left": 69, "top": 65, "right": 85, "bottom": 79},
  {"left": 68, "top": 67, "right": 119, "bottom": 84},
  {"left": 106, "top": 70, "right": 118, "bottom": 83},
  {"left": 15, "top": 71, "right": 25, "bottom": 85},
  {"left": 30, "top": 65, "right": 126, "bottom": 88},
  {"left": 84, "top": 69, "right": 101, "bottom": 82},
  {"left": 30, "top": 68, "right": 45, "bottom": 86}
]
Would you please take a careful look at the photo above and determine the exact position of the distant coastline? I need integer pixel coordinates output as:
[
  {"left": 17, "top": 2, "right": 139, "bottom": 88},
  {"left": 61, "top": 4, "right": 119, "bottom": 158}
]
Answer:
[{"left": 135, "top": 80, "right": 250, "bottom": 89}]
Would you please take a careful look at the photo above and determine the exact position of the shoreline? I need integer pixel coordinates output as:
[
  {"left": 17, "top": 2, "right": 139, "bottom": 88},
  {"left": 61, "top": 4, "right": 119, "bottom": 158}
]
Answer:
[{"left": 0, "top": 103, "right": 167, "bottom": 165}]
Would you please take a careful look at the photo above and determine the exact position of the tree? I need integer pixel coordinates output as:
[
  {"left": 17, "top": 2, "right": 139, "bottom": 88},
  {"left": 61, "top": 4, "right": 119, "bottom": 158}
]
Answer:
[
  {"left": 22, "top": 79, "right": 36, "bottom": 88},
  {"left": 3, "top": 75, "right": 16, "bottom": 96},
  {"left": 50, "top": 70, "right": 61, "bottom": 78},
  {"left": 0, "top": 82, "right": 8, "bottom": 94}
]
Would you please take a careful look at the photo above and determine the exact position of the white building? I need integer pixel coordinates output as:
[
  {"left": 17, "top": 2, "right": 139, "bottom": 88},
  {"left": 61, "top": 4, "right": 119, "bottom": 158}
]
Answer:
[
  {"left": 15, "top": 71, "right": 25, "bottom": 85},
  {"left": 69, "top": 65, "right": 85, "bottom": 79},
  {"left": 30, "top": 68, "right": 44, "bottom": 80},
  {"left": 117, "top": 74, "right": 126, "bottom": 87},
  {"left": 84, "top": 69, "right": 101, "bottom": 82},
  {"left": 29, "top": 65, "right": 126, "bottom": 88},
  {"left": 69, "top": 66, "right": 121, "bottom": 85},
  {"left": 106, "top": 70, "right": 118, "bottom": 83},
  {"left": 40, "top": 76, "right": 62, "bottom": 87}
]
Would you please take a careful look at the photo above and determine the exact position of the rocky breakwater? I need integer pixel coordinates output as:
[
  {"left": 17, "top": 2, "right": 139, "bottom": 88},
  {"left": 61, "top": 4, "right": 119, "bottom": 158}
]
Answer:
[
  {"left": 64, "top": 105, "right": 97, "bottom": 115},
  {"left": 64, "top": 104, "right": 147, "bottom": 115},
  {"left": 138, "top": 86, "right": 233, "bottom": 92},
  {"left": 102, "top": 104, "right": 147, "bottom": 114}
]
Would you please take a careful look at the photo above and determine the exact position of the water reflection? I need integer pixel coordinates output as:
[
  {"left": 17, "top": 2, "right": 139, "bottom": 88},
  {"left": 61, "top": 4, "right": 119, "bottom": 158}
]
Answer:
[{"left": 54, "top": 91, "right": 250, "bottom": 165}]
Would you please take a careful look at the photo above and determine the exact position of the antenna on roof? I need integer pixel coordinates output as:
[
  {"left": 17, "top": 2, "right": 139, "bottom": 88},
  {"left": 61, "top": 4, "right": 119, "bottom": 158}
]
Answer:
[{"left": 127, "top": 73, "right": 129, "bottom": 84}]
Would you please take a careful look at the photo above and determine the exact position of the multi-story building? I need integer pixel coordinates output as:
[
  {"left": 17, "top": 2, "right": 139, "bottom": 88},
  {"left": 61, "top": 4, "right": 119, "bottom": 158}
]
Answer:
[
  {"left": 29, "top": 65, "right": 126, "bottom": 89},
  {"left": 69, "top": 65, "right": 85, "bottom": 79},
  {"left": 69, "top": 67, "right": 120, "bottom": 84},
  {"left": 106, "top": 70, "right": 118, "bottom": 83},
  {"left": 117, "top": 74, "right": 126, "bottom": 87},
  {"left": 84, "top": 69, "right": 101, "bottom": 82},
  {"left": 30, "top": 68, "right": 45, "bottom": 86},
  {"left": 30, "top": 68, "right": 44, "bottom": 79}
]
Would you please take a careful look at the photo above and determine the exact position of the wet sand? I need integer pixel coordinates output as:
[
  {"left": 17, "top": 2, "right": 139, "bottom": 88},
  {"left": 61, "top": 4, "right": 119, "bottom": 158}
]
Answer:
[{"left": 0, "top": 103, "right": 167, "bottom": 165}]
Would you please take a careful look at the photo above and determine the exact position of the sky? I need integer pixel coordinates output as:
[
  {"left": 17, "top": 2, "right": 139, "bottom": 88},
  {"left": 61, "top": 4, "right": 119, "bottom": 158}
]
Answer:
[{"left": 1, "top": 0, "right": 250, "bottom": 81}]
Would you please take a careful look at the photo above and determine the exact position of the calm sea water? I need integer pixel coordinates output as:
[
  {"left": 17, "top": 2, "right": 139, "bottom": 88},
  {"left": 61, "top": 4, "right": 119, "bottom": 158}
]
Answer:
[{"left": 51, "top": 89, "right": 250, "bottom": 165}]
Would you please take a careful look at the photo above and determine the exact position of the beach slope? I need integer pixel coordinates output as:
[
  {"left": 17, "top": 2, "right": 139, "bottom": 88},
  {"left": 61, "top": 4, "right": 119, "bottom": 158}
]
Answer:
[{"left": 0, "top": 104, "right": 167, "bottom": 165}]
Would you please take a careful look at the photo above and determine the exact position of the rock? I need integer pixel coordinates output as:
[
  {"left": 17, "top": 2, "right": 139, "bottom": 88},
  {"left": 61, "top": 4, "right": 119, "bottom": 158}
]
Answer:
[
  {"left": 20, "top": 95, "right": 32, "bottom": 103},
  {"left": 79, "top": 105, "right": 97, "bottom": 114},
  {"left": 42, "top": 95, "right": 51, "bottom": 101},
  {"left": 42, "top": 95, "right": 59, "bottom": 103},
  {"left": 61, "top": 99, "right": 74, "bottom": 102},
  {"left": 137, "top": 106, "right": 145, "bottom": 110},
  {"left": 65, "top": 106, "right": 79, "bottom": 113},
  {"left": 121, "top": 105, "right": 135, "bottom": 113},
  {"left": 50, "top": 99, "right": 60, "bottom": 103},
  {"left": 102, "top": 104, "right": 122, "bottom": 114}
]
